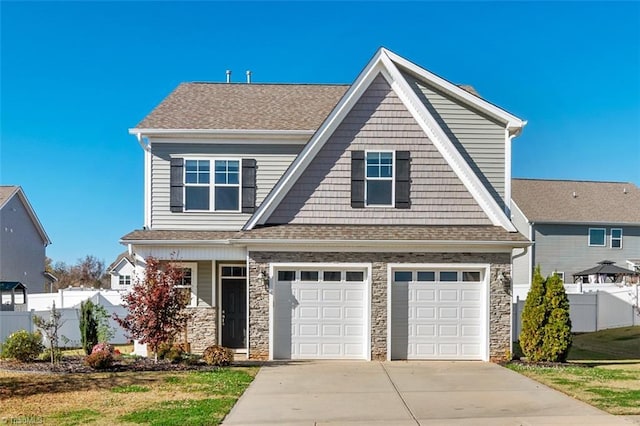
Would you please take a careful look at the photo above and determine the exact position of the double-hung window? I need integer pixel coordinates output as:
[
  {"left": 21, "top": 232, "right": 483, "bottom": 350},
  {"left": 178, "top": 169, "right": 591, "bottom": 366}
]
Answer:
[
  {"left": 184, "top": 159, "right": 240, "bottom": 211},
  {"left": 611, "top": 228, "right": 623, "bottom": 249},
  {"left": 365, "top": 151, "right": 394, "bottom": 206},
  {"left": 119, "top": 275, "right": 131, "bottom": 286},
  {"left": 175, "top": 263, "right": 197, "bottom": 307}
]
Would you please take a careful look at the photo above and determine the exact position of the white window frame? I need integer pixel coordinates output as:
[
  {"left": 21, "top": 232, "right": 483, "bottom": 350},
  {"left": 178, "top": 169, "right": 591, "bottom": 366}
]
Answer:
[
  {"left": 611, "top": 228, "right": 623, "bottom": 249},
  {"left": 183, "top": 157, "right": 242, "bottom": 213},
  {"left": 588, "top": 228, "right": 606, "bottom": 247},
  {"left": 119, "top": 275, "right": 131, "bottom": 286},
  {"left": 365, "top": 150, "right": 395, "bottom": 207},
  {"left": 174, "top": 262, "right": 198, "bottom": 307},
  {"left": 554, "top": 271, "right": 565, "bottom": 281}
]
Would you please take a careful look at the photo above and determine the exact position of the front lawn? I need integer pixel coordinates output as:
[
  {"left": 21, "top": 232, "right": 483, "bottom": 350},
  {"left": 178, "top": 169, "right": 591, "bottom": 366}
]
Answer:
[
  {"left": 509, "top": 326, "right": 640, "bottom": 415},
  {"left": 0, "top": 367, "right": 257, "bottom": 425}
]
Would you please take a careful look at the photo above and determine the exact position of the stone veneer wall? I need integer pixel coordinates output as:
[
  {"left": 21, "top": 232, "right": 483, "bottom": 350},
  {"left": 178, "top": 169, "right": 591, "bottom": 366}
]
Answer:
[
  {"left": 248, "top": 251, "right": 511, "bottom": 362},
  {"left": 186, "top": 306, "right": 218, "bottom": 354}
]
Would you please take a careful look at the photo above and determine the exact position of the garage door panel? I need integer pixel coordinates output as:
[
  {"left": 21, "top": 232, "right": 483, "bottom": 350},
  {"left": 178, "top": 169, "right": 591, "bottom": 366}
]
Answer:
[
  {"left": 438, "top": 307, "right": 459, "bottom": 319},
  {"left": 392, "top": 268, "right": 485, "bottom": 360},
  {"left": 461, "top": 307, "right": 480, "bottom": 319},
  {"left": 274, "top": 268, "right": 367, "bottom": 360},
  {"left": 439, "top": 289, "right": 459, "bottom": 301}
]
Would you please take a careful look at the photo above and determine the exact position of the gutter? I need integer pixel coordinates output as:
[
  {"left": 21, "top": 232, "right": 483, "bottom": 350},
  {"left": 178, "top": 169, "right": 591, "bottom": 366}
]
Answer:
[
  {"left": 121, "top": 239, "right": 235, "bottom": 246},
  {"left": 229, "top": 238, "right": 532, "bottom": 248}
]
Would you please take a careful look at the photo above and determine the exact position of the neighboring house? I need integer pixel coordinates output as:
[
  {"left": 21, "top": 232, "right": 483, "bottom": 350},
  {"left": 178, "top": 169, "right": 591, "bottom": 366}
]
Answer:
[
  {"left": 122, "top": 48, "right": 529, "bottom": 362},
  {"left": 108, "top": 251, "right": 142, "bottom": 291},
  {"left": 0, "top": 186, "right": 52, "bottom": 294},
  {"left": 511, "top": 179, "right": 640, "bottom": 299}
]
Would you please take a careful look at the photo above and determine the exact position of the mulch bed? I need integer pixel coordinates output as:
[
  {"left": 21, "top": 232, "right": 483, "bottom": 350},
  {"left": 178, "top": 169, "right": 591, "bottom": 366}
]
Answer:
[{"left": 0, "top": 355, "right": 218, "bottom": 374}]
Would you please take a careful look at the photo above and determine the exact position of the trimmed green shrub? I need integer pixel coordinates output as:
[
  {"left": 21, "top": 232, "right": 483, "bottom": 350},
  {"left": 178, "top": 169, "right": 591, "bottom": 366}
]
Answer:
[
  {"left": 519, "top": 266, "right": 546, "bottom": 361},
  {"left": 80, "top": 300, "right": 99, "bottom": 355},
  {"left": 203, "top": 345, "right": 233, "bottom": 366},
  {"left": 0, "top": 330, "right": 44, "bottom": 362},
  {"left": 542, "top": 273, "right": 572, "bottom": 362},
  {"left": 519, "top": 267, "right": 572, "bottom": 362}
]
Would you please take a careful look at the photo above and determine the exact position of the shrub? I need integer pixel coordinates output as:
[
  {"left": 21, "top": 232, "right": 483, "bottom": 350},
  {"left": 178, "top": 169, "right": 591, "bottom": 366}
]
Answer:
[
  {"left": 84, "top": 350, "right": 114, "bottom": 370},
  {"left": 519, "top": 266, "right": 546, "bottom": 361},
  {"left": 542, "top": 273, "right": 572, "bottom": 362},
  {"left": 0, "top": 330, "right": 44, "bottom": 362},
  {"left": 80, "top": 300, "right": 99, "bottom": 355},
  {"left": 156, "top": 342, "right": 186, "bottom": 363},
  {"left": 519, "top": 267, "right": 572, "bottom": 362},
  {"left": 91, "top": 342, "right": 114, "bottom": 355},
  {"left": 39, "top": 347, "right": 63, "bottom": 363},
  {"left": 202, "top": 345, "right": 233, "bottom": 366},
  {"left": 85, "top": 342, "right": 116, "bottom": 369}
]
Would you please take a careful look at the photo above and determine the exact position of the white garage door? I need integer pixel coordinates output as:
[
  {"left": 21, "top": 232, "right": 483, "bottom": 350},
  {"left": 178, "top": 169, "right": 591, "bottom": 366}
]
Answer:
[
  {"left": 391, "top": 269, "right": 485, "bottom": 360},
  {"left": 273, "top": 268, "right": 367, "bottom": 360}
]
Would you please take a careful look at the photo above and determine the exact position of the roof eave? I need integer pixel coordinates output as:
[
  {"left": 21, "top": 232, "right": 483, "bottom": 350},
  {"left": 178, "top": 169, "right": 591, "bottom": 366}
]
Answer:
[
  {"left": 129, "top": 128, "right": 315, "bottom": 140},
  {"left": 232, "top": 238, "right": 531, "bottom": 248},
  {"left": 121, "top": 238, "right": 234, "bottom": 246}
]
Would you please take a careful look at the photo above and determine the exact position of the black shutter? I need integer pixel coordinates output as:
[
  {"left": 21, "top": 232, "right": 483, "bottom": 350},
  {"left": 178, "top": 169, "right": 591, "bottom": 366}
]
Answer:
[
  {"left": 170, "top": 158, "right": 184, "bottom": 212},
  {"left": 351, "top": 150, "right": 365, "bottom": 208},
  {"left": 395, "top": 151, "right": 410, "bottom": 209},
  {"left": 242, "top": 158, "right": 257, "bottom": 213}
]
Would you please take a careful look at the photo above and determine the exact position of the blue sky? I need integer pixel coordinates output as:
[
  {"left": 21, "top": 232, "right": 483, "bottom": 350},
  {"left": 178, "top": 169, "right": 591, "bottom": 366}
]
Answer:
[{"left": 1, "top": 1, "right": 639, "bottom": 266}]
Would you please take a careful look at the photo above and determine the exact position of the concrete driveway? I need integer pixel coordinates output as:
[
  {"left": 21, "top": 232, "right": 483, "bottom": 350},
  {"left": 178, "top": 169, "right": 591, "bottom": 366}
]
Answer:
[{"left": 223, "top": 361, "right": 633, "bottom": 425}]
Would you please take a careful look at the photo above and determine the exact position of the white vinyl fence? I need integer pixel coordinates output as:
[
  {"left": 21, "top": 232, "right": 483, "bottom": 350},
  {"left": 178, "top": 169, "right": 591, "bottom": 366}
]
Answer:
[
  {"left": 513, "top": 287, "right": 640, "bottom": 341},
  {"left": 0, "top": 289, "right": 130, "bottom": 347}
]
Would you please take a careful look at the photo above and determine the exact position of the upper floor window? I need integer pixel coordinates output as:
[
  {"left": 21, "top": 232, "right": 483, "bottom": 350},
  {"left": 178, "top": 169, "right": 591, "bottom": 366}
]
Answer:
[
  {"left": 588, "top": 228, "right": 606, "bottom": 247},
  {"left": 184, "top": 159, "right": 240, "bottom": 212},
  {"left": 119, "top": 275, "right": 131, "bottom": 286},
  {"left": 366, "top": 151, "right": 394, "bottom": 206},
  {"left": 611, "top": 228, "right": 623, "bottom": 249},
  {"left": 350, "top": 150, "right": 410, "bottom": 209}
]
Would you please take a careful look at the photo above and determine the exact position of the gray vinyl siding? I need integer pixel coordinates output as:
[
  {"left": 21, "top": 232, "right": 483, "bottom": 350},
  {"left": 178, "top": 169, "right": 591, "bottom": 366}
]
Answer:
[
  {"left": 267, "top": 74, "right": 491, "bottom": 225},
  {"left": 0, "top": 195, "right": 47, "bottom": 293},
  {"left": 533, "top": 224, "right": 640, "bottom": 281},
  {"left": 197, "top": 260, "right": 213, "bottom": 306},
  {"left": 150, "top": 143, "right": 302, "bottom": 230},
  {"left": 403, "top": 72, "right": 507, "bottom": 209}
]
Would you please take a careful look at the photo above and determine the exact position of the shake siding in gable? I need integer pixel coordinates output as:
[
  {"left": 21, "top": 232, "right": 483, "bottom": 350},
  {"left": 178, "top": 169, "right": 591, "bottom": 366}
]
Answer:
[
  {"left": 266, "top": 74, "right": 492, "bottom": 225},
  {"left": 403, "top": 72, "right": 507, "bottom": 209},
  {"left": 151, "top": 142, "right": 302, "bottom": 230}
]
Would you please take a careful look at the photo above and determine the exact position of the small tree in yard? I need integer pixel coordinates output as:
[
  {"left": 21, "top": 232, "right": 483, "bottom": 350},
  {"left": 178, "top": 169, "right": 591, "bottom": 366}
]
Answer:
[
  {"left": 33, "top": 302, "right": 65, "bottom": 365},
  {"left": 115, "top": 257, "right": 190, "bottom": 362},
  {"left": 542, "top": 273, "right": 572, "bottom": 362},
  {"left": 519, "top": 267, "right": 572, "bottom": 362},
  {"left": 80, "top": 300, "right": 99, "bottom": 355}
]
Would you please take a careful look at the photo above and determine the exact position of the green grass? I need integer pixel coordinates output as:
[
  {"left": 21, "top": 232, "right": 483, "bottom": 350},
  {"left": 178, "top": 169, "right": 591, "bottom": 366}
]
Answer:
[
  {"left": 509, "top": 326, "right": 640, "bottom": 415},
  {"left": 569, "top": 327, "right": 640, "bottom": 361},
  {"left": 50, "top": 409, "right": 101, "bottom": 426},
  {"left": 110, "top": 384, "right": 151, "bottom": 393},
  {"left": 119, "top": 398, "right": 236, "bottom": 426}
]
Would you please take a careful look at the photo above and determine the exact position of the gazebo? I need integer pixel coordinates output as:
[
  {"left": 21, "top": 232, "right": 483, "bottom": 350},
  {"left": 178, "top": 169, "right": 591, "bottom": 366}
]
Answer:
[
  {"left": 573, "top": 260, "right": 640, "bottom": 284},
  {"left": 0, "top": 281, "right": 27, "bottom": 311}
]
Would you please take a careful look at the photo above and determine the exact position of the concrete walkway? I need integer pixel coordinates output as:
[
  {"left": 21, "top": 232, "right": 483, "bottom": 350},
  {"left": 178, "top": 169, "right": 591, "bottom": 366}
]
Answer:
[{"left": 223, "top": 361, "right": 633, "bottom": 425}]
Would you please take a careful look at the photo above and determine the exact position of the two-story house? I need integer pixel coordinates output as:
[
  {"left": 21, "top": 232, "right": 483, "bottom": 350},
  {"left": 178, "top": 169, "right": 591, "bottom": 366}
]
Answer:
[
  {"left": 0, "top": 186, "right": 52, "bottom": 296},
  {"left": 122, "top": 48, "right": 529, "bottom": 362},
  {"left": 511, "top": 179, "right": 640, "bottom": 299}
]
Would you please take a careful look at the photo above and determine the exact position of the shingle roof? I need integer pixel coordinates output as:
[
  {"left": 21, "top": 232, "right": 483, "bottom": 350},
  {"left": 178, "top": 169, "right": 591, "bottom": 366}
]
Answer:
[
  {"left": 512, "top": 179, "right": 640, "bottom": 224},
  {"left": 236, "top": 225, "right": 528, "bottom": 243},
  {"left": 121, "top": 226, "right": 528, "bottom": 244},
  {"left": 134, "top": 83, "right": 349, "bottom": 130},
  {"left": 0, "top": 186, "right": 18, "bottom": 207},
  {"left": 121, "top": 230, "right": 239, "bottom": 241}
]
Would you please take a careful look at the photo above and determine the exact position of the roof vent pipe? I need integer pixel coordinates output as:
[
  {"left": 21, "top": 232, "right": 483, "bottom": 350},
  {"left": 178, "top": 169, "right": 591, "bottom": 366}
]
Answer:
[
  {"left": 246, "top": 70, "right": 252, "bottom": 84},
  {"left": 572, "top": 191, "right": 577, "bottom": 198},
  {"left": 226, "top": 70, "right": 231, "bottom": 83}
]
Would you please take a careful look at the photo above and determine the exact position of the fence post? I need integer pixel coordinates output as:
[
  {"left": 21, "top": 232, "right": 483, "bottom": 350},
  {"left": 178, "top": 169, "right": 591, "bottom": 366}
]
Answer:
[{"left": 595, "top": 291, "right": 599, "bottom": 331}]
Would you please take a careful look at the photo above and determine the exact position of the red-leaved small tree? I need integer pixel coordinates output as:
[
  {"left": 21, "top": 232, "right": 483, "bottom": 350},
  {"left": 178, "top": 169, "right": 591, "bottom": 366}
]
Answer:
[{"left": 115, "top": 257, "right": 190, "bottom": 362}]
